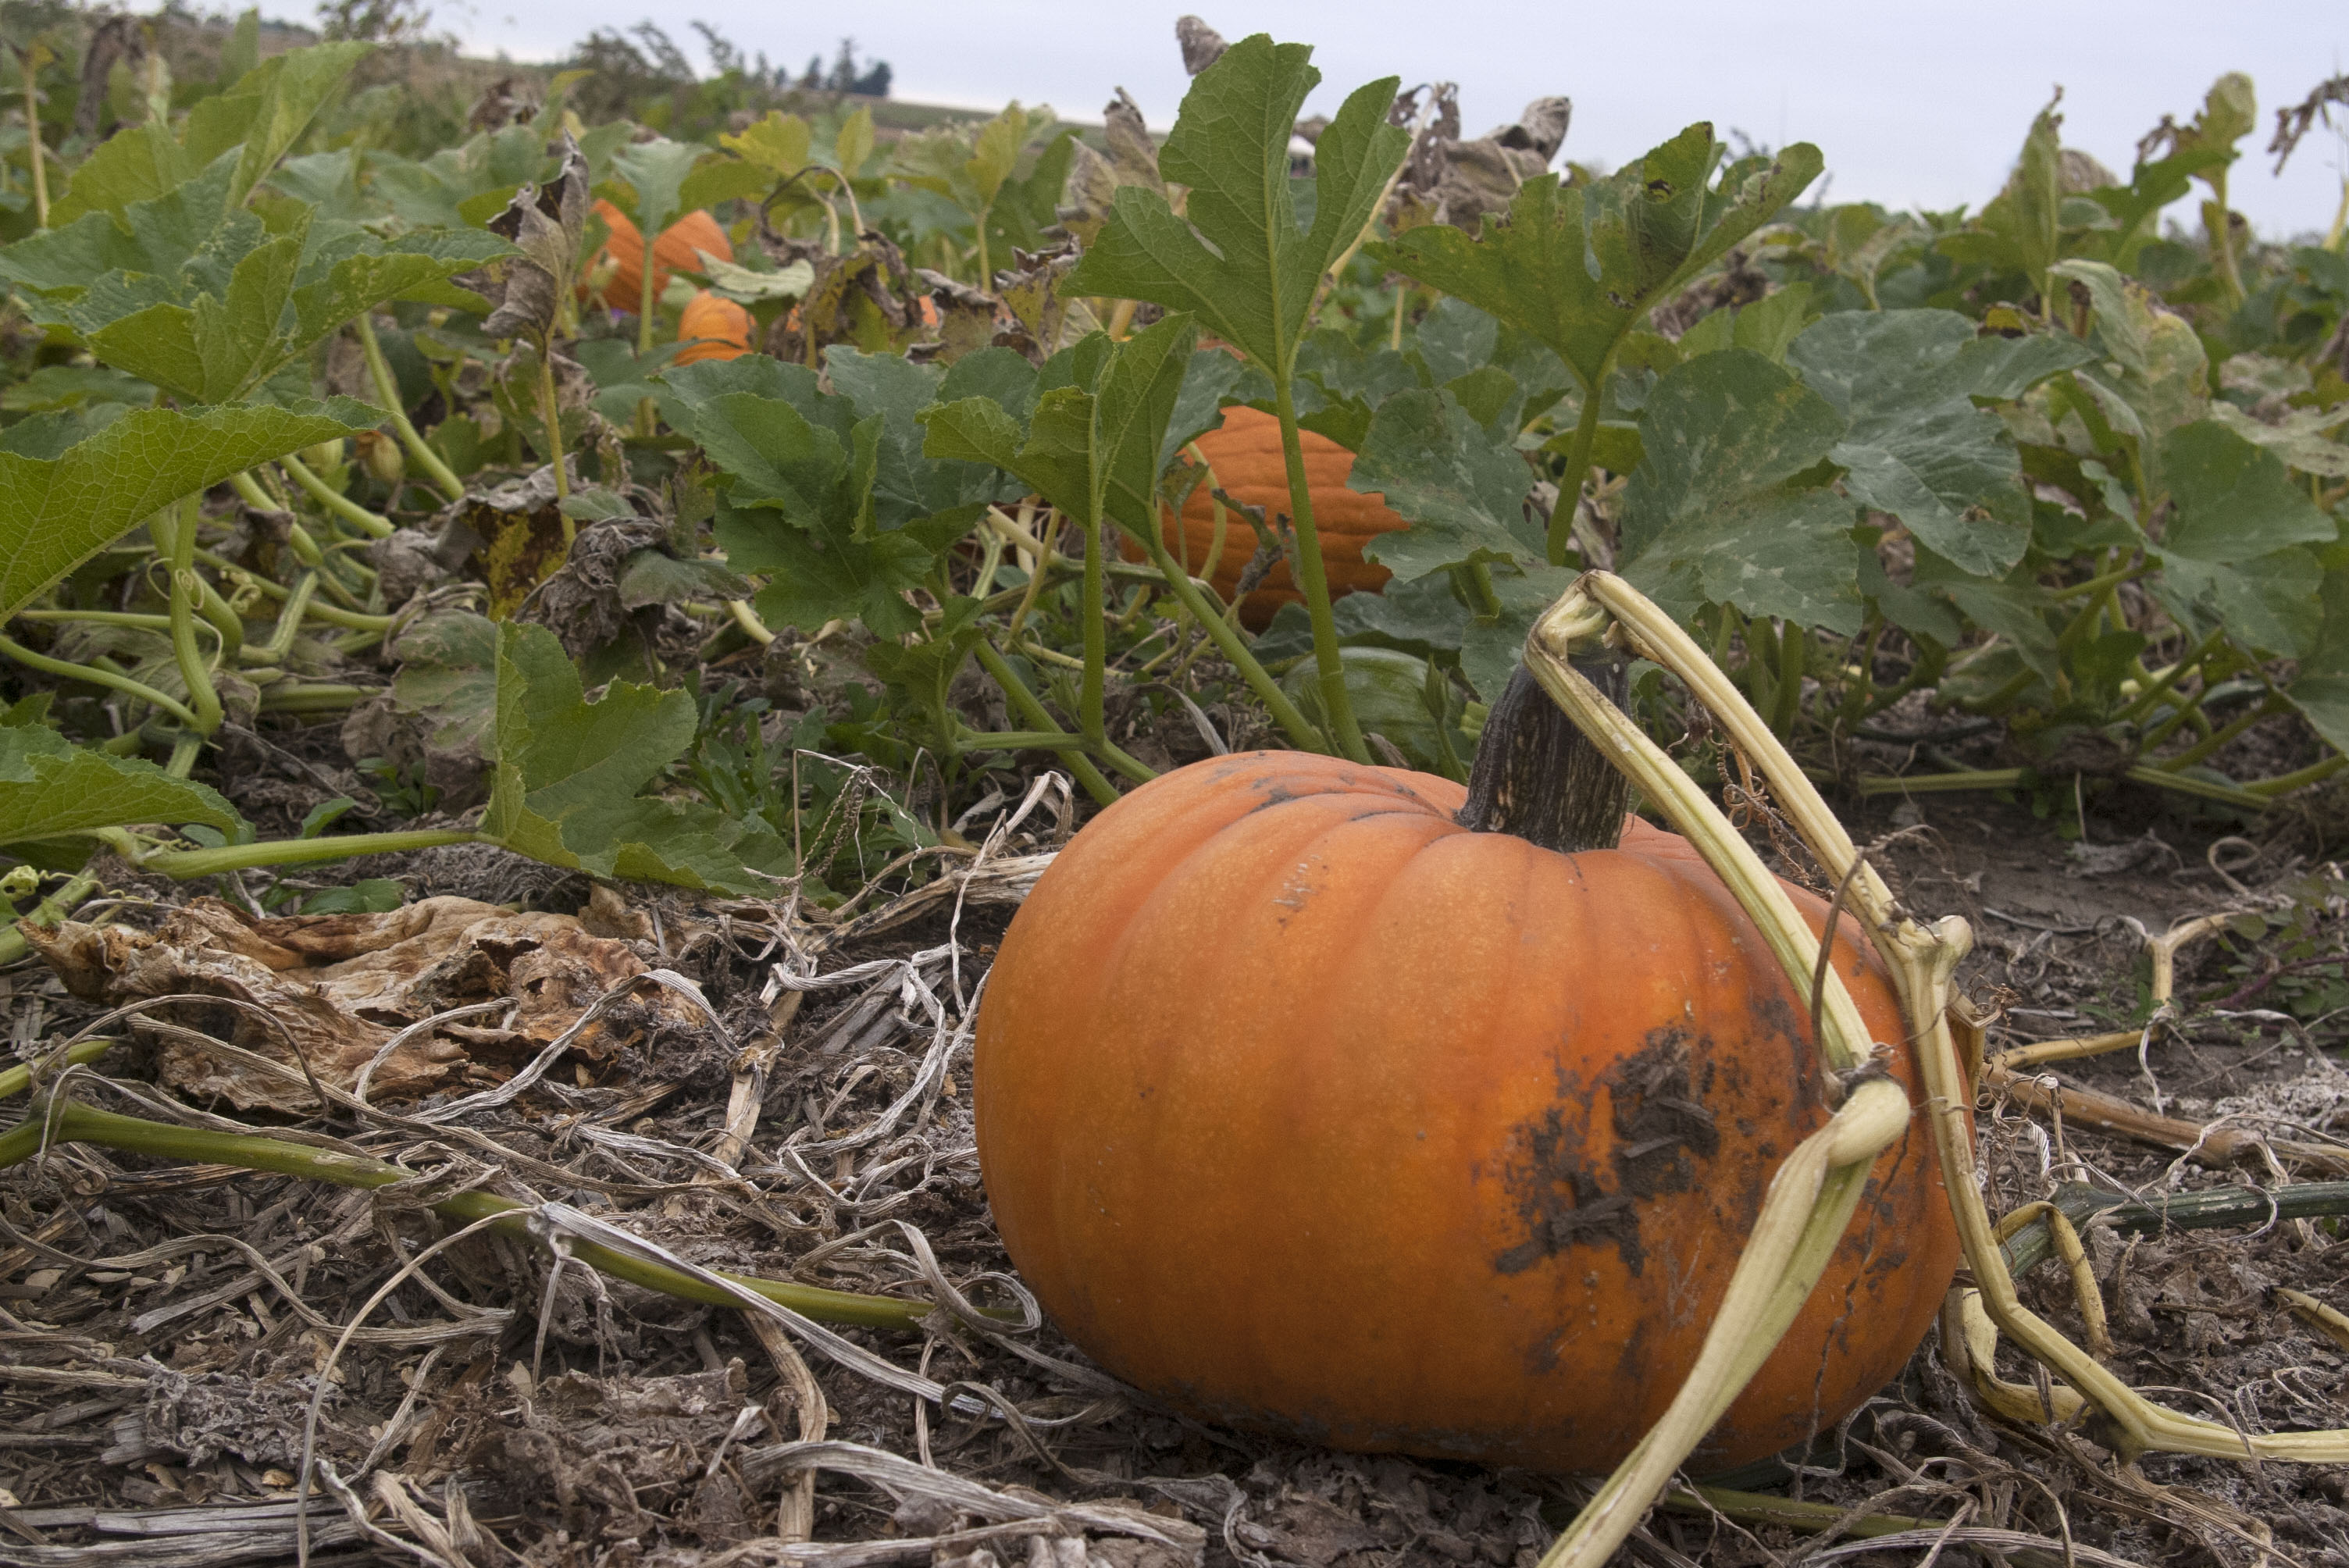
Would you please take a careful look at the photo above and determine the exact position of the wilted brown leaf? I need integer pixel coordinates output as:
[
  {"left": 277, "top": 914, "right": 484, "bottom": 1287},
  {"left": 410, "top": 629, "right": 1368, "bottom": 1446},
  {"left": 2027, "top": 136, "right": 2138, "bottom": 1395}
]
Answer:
[{"left": 24, "top": 893, "right": 710, "bottom": 1112}]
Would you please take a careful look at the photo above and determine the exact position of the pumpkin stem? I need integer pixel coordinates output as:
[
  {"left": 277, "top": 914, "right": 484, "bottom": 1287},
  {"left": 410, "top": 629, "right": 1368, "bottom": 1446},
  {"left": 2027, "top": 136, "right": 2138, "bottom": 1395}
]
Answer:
[{"left": 1456, "top": 659, "right": 1630, "bottom": 853}]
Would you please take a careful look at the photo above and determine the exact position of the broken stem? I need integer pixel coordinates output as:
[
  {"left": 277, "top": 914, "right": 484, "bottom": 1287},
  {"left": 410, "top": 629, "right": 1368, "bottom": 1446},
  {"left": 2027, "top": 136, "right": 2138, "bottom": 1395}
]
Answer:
[{"left": 0, "top": 1097, "right": 946, "bottom": 1331}]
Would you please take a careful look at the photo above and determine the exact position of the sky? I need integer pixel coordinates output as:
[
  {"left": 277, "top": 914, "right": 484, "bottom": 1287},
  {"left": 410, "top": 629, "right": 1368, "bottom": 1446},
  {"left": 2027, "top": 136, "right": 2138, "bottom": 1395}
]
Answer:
[{"left": 350, "top": 0, "right": 2347, "bottom": 238}]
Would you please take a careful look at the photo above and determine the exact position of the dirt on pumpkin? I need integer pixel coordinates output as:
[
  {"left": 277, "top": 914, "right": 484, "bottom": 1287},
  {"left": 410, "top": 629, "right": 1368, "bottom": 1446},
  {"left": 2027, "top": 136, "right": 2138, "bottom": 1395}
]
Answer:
[{"left": 5, "top": 772, "right": 2349, "bottom": 1568}]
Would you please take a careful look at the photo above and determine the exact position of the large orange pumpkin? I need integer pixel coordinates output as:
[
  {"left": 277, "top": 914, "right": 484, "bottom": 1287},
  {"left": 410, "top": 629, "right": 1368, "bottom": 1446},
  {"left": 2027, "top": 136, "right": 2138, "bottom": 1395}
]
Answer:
[
  {"left": 975, "top": 737, "right": 1958, "bottom": 1474},
  {"left": 675, "top": 290, "right": 754, "bottom": 365},
  {"left": 589, "top": 201, "right": 733, "bottom": 312},
  {"left": 1161, "top": 406, "right": 1410, "bottom": 629}
]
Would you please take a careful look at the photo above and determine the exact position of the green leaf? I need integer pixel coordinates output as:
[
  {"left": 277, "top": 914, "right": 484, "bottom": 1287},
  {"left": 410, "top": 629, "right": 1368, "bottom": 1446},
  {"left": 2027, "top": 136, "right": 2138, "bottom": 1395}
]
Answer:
[
  {"left": 2208, "top": 401, "right": 2349, "bottom": 480},
  {"left": 1350, "top": 388, "right": 1540, "bottom": 578},
  {"left": 1787, "top": 309, "right": 2062, "bottom": 576},
  {"left": 0, "top": 726, "right": 244, "bottom": 847},
  {"left": 0, "top": 399, "right": 380, "bottom": 621},
  {"left": 1372, "top": 128, "right": 1822, "bottom": 397},
  {"left": 2148, "top": 420, "right": 2338, "bottom": 657},
  {"left": 47, "top": 123, "right": 194, "bottom": 227},
  {"left": 917, "top": 315, "right": 1200, "bottom": 537},
  {"left": 481, "top": 622, "right": 789, "bottom": 895},
  {"left": 1063, "top": 36, "right": 1406, "bottom": 376},
  {"left": 610, "top": 136, "right": 708, "bottom": 250},
  {"left": 825, "top": 347, "right": 1016, "bottom": 526},
  {"left": 1941, "top": 95, "right": 2062, "bottom": 302},
  {"left": 180, "top": 41, "right": 372, "bottom": 206},
  {"left": 1616, "top": 350, "right": 1863, "bottom": 633},
  {"left": 0, "top": 152, "right": 512, "bottom": 403}
]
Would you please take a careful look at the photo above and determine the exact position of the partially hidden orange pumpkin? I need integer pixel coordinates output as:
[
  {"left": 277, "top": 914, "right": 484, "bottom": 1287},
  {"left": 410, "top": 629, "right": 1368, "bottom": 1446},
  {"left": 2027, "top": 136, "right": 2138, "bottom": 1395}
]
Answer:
[
  {"left": 974, "top": 747, "right": 1959, "bottom": 1474},
  {"left": 1157, "top": 406, "right": 1410, "bottom": 629},
  {"left": 589, "top": 201, "right": 733, "bottom": 312},
  {"left": 675, "top": 290, "right": 754, "bottom": 365}
]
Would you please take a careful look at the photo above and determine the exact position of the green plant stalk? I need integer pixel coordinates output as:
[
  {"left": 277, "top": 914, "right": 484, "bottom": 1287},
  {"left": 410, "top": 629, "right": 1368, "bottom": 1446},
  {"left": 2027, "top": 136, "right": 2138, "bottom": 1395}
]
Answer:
[
  {"left": 2155, "top": 692, "right": 2286, "bottom": 771},
  {"left": 2122, "top": 763, "right": 2269, "bottom": 811},
  {"left": 1854, "top": 768, "right": 2026, "bottom": 797},
  {"left": 141, "top": 829, "right": 483, "bottom": 879},
  {"left": 1549, "top": 390, "right": 1605, "bottom": 566},
  {"left": 2048, "top": 558, "right": 2147, "bottom": 604},
  {"left": 2247, "top": 754, "right": 2349, "bottom": 797},
  {"left": 151, "top": 501, "right": 225, "bottom": 736},
  {"left": 0, "top": 1038, "right": 109, "bottom": 1100},
  {"left": 0, "top": 633, "right": 202, "bottom": 730},
  {"left": 539, "top": 344, "right": 572, "bottom": 509},
  {"left": 2053, "top": 580, "right": 2119, "bottom": 660},
  {"left": 1133, "top": 529, "right": 1327, "bottom": 753},
  {"left": 262, "top": 573, "right": 319, "bottom": 661},
  {"left": 1271, "top": 380, "right": 1369, "bottom": 764},
  {"left": 355, "top": 312, "right": 465, "bottom": 504},
  {"left": 279, "top": 451, "right": 394, "bottom": 540},
  {"left": 1858, "top": 642, "right": 1947, "bottom": 720},
  {"left": 968, "top": 640, "right": 1116, "bottom": 807},
  {"left": 1079, "top": 519, "right": 1107, "bottom": 754},
  {"left": 255, "top": 682, "right": 372, "bottom": 714},
  {"left": 1769, "top": 621, "right": 1806, "bottom": 738},
  {"left": 2207, "top": 171, "right": 2245, "bottom": 309},
  {"left": 189, "top": 548, "right": 388, "bottom": 631},
  {"left": 1956, "top": 662, "right": 2039, "bottom": 715},
  {"left": 2116, "top": 627, "right": 2224, "bottom": 725},
  {"left": 17, "top": 48, "right": 45, "bottom": 230},
  {"left": 0, "top": 1099, "right": 944, "bottom": 1332}
]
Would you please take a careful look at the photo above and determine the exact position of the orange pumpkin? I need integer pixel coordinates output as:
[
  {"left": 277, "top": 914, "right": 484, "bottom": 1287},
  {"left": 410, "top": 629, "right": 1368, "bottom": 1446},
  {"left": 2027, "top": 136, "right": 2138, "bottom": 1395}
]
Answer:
[
  {"left": 1160, "top": 406, "right": 1410, "bottom": 629},
  {"left": 589, "top": 201, "right": 733, "bottom": 312},
  {"left": 974, "top": 743, "right": 1958, "bottom": 1474},
  {"left": 675, "top": 290, "right": 754, "bottom": 365}
]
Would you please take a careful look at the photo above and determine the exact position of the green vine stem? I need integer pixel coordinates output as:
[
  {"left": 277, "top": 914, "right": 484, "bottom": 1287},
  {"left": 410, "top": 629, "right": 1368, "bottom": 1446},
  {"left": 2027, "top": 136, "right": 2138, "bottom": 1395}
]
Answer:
[
  {"left": 0, "top": 1039, "right": 108, "bottom": 1100},
  {"left": 1855, "top": 764, "right": 2276, "bottom": 811},
  {"left": 1270, "top": 380, "right": 1369, "bottom": 763},
  {"left": 0, "top": 1096, "right": 944, "bottom": 1332},
  {"left": 2116, "top": 627, "right": 2224, "bottom": 725},
  {"left": 540, "top": 346, "right": 572, "bottom": 508},
  {"left": 354, "top": 312, "right": 465, "bottom": 504},
  {"left": 141, "top": 828, "right": 482, "bottom": 878},
  {"left": 2153, "top": 691, "right": 2286, "bottom": 772},
  {"left": 151, "top": 498, "right": 224, "bottom": 736},
  {"left": 0, "top": 631, "right": 202, "bottom": 729},
  {"left": 1549, "top": 390, "right": 1605, "bottom": 566},
  {"left": 2249, "top": 754, "right": 2348, "bottom": 796},
  {"left": 971, "top": 640, "right": 1117, "bottom": 807},
  {"left": 189, "top": 547, "right": 390, "bottom": 633},
  {"left": 1128, "top": 526, "right": 1327, "bottom": 754},
  {"left": 278, "top": 451, "right": 394, "bottom": 540}
]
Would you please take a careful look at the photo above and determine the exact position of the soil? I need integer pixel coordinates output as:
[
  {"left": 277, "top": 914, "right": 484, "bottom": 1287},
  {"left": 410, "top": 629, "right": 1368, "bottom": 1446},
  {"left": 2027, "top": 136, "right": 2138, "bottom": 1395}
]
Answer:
[{"left": 4, "top": 773, "right": 2349, "bottom": 1568}]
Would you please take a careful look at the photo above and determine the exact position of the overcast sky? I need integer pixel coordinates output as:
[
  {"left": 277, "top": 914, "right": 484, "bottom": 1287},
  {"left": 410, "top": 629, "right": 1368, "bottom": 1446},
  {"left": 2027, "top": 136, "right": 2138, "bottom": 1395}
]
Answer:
[{"left": 367, "top": 0, "right": 2345, "bottom": 238}]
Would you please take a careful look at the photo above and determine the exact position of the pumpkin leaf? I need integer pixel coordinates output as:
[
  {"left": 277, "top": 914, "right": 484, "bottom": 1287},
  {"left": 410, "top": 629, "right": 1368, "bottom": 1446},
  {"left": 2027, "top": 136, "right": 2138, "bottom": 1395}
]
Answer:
[
  {"left": 480, "top": 622, "right": 790, "bottom": 895},
  {"left": 608, "top": 136, "right": 708, "bottom": 256},
  {"left": 1616, "top": 349, "right": 1864, "bottom": 634},
  {"left": 1370, "top": 127, "right": 1823, "bottom": 398},
  {"left": 825, "top": 347, "right": 1022, "bottom": 527},
  {"left": 0, "top": 725, "right": 244, "bottom": 847},
  {"left": 1350, "top": 387, "right": 1542, "bottom": 579},
  {"left": 0, "top": 398, "right": 381, "bottom": 622},
  {"left": 0, "top": 151, "right": 511, "bottom": 404},
  {"left": 919, "top": 314, "right": 1200, "bottom": 536},
  {"left": 2145, "top": 419, "right": 2339, "bottom": 657},
  {"left": 1062, "top": 36, "right": 1406, "bottom": 379},
  {"left": 1787, "top": 309, "right": 2086, "bottom": 576}
]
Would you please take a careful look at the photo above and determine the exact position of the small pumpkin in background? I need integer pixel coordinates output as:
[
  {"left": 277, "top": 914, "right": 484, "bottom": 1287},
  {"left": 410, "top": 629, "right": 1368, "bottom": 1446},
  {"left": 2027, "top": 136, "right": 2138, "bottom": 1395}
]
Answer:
[
  {"left": 1156, "top": 405, "right": 1410, "bottom": 629},
  {"left": 675, "top": 290, "right": 754, "bottom": 365},
  {"left": 587, "top": 201, "right": 732, "bottom": 312}
]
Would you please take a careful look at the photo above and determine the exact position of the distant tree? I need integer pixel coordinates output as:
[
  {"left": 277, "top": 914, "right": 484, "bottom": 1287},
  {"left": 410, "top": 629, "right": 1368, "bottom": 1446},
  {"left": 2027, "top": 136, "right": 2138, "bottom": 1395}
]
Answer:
[
  {"left": 818, "top": 37, "right": 889, "bottom": 98},
  {"left": 317, "top": 0, "right": 433, "bottom": 43}
]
